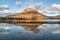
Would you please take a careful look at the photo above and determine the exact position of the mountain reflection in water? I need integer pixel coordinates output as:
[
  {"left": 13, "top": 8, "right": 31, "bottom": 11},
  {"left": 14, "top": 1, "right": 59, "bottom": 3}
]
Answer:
[{"left": 0, "top": 23, "right": 60, "bottom": 40}]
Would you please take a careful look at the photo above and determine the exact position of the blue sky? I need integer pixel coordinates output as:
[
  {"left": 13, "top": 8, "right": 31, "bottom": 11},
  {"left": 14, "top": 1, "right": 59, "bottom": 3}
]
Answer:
[{"left": 0, "top": 0, "right": 60, "bottom": 16}]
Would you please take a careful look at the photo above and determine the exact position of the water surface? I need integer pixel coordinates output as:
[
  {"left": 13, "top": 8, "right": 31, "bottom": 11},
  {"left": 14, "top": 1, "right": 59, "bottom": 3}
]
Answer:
[{"left": 0, "top": 23, "right": 60, "bottom": 40}]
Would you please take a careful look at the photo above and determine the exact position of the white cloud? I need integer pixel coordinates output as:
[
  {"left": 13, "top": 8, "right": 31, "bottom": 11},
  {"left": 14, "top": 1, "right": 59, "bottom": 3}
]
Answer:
[
  {"left": 30, "top": 2, "right": 48, "bottom": 10},
  {"left": 51, "top": 28, "right": 60, "bottom": 34},
  {"left": 52, "top": 4, "right": 60, "bottom": 10},
  {"left": 26, "top": 1, "right": 32, "bottom": 5},
  {"left": 0, "top": 9, "right": 10, "bottom": 13},
  {"left": 29, "top": 3, "right": 60, "bottom": 16},
  {"left": 30, "top": 3, "right": 60, "bottom": 11},
  {"left": 0, "top": 5, "right": 10, "bottom": 13},
  {"left": 3, "top": 10, "right": 10, "bottom": 13},
  {"left": 16, "top": 1, "right": 21, "bottom": 7},
  {"left": 0, "top": 5, "right": 9, "bottom": 9},
  {"left": 26, "top": 0, "right": 34, "bottom": 5},
  {"left": 0, "top": 9, "right": 10, "bottom": 17}
]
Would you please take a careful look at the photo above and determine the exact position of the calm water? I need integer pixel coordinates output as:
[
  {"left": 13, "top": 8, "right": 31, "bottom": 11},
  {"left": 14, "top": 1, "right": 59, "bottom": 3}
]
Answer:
[{"left": 0, "top": 23, "right": 60, "bottom": 40}]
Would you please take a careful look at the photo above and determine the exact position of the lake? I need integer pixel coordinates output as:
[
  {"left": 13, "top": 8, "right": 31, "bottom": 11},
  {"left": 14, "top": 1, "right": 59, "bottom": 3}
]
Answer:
[{"left": 0, "top": 23, "right": 60, "bottom": 40}]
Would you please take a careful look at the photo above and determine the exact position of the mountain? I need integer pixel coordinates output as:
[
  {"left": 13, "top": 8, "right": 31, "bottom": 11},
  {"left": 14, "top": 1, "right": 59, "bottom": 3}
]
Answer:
[{"left": 8, "top": 8, "right": 48, "bottom": 20}]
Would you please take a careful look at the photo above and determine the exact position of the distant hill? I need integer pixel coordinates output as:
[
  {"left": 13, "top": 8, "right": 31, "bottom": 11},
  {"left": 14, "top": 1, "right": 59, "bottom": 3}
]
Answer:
[
  {"left": 51, "top": 15, "right": 60, "bottom": 19},
  {"left": 48, "top": 15, "right": 60, "bottom": 19},
  {"left": 7, "top": 8, "right": 48, "bottom": 20}
]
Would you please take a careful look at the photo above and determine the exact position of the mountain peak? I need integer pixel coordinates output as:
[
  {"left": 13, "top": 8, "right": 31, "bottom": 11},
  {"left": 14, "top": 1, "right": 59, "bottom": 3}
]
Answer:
[{"left": 24, "top": 8, "right": 37, "bottom": 12}]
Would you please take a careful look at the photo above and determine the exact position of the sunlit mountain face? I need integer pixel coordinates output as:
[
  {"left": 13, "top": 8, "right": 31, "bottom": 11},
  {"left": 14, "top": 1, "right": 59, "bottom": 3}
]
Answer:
[{"left": 8, "top": 8, "right": 48, "bottom": 19}]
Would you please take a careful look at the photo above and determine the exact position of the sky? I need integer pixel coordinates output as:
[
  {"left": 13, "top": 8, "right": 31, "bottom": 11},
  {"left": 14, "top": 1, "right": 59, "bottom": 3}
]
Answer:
[{"left": 0, "top": 0, "right": 60, "bottom": 16}]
